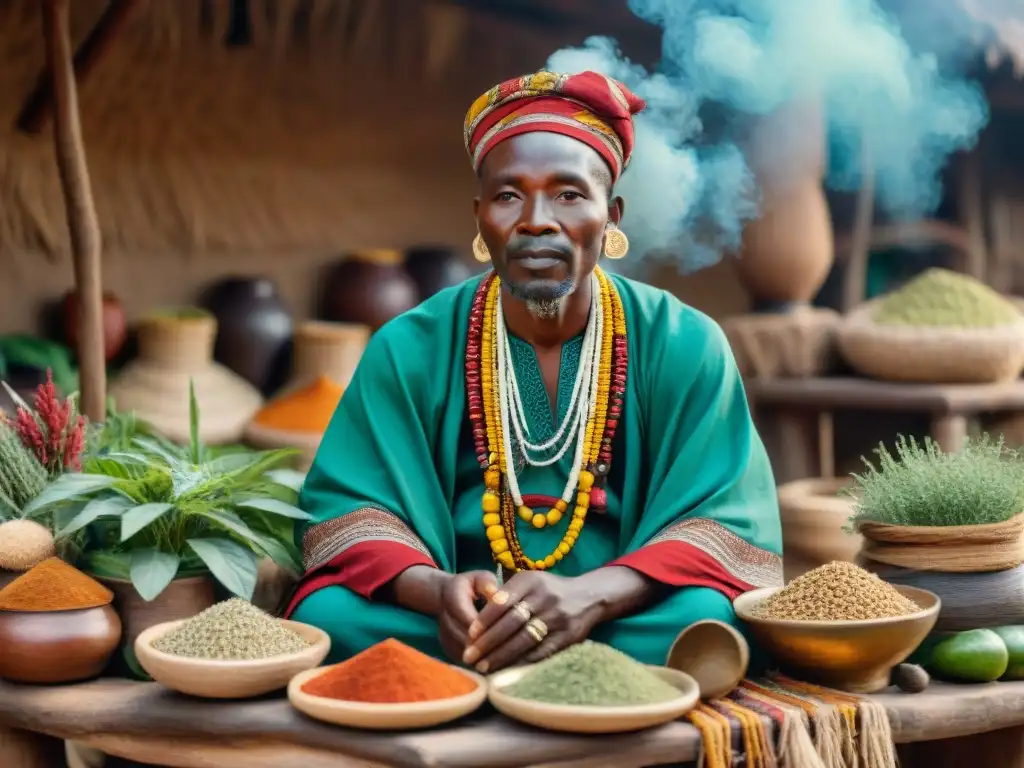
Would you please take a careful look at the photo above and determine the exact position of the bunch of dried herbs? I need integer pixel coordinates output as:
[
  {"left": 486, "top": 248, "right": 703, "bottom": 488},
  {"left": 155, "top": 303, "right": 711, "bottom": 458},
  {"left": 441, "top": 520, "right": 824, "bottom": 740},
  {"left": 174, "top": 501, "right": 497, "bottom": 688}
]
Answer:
[{"left": 846, "top": 434, "right": 1024, "bottom": 528}]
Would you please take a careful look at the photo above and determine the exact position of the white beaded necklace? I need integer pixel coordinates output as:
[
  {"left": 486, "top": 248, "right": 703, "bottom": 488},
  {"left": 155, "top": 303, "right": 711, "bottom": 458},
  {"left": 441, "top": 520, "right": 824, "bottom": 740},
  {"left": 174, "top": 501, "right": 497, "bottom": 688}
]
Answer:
[{"left": 496, "top": 274, "right": 603, "bottom": 512}]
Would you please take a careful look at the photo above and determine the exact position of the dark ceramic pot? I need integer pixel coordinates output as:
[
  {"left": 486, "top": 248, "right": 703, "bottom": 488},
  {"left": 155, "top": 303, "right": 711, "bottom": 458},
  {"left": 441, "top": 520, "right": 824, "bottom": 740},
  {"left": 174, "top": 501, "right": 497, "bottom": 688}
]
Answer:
[
  {"left": 404, "top": 246, "right": 473, "bottom": 302},
  {"left": 321, "top": 251, "right": 419, "bottom": 332},
  {"left": 0, "top": 604, "right": 121, "bottom": 683},
  {"left": 201, "top": 276, "right": 294, "bottom": 396},
  {"left": 61, "top": 289, "right": 128, "bottom": 362}
]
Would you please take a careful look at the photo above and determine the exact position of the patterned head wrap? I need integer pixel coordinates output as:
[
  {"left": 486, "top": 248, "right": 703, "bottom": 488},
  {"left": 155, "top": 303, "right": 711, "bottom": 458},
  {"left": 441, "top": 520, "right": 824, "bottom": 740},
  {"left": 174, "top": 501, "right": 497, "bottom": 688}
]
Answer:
[{"left": 464, "top": 70, "right": 647, "bottom": 182}]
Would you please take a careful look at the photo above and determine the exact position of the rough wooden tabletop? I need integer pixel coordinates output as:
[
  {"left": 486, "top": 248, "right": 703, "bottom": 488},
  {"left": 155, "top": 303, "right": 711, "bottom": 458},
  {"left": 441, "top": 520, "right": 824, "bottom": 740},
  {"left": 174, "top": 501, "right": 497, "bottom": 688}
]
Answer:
[
  {"left": 745, "top": 377, "right": 1024, "bottom": 414},
  {"left": 2, "top": 678, "right": 1024, "bottom": 767}
]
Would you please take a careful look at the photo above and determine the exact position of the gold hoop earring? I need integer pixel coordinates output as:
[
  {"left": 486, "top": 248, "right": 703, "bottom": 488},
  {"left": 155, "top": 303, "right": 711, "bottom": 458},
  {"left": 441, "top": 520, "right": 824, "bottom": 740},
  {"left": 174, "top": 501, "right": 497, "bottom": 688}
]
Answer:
[
  {"left": 472, "top": 234, "right": 491, "bottom": 263},
  {"left": 603, "top": 226, "right": 629, "bottom": 259}
]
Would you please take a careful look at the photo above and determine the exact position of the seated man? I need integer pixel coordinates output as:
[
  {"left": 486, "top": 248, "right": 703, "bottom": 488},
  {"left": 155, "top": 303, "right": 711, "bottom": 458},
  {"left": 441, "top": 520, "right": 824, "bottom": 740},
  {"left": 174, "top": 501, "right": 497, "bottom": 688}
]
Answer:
[{"left": 286, "top": 70, "right": 783, "bottom": 674}]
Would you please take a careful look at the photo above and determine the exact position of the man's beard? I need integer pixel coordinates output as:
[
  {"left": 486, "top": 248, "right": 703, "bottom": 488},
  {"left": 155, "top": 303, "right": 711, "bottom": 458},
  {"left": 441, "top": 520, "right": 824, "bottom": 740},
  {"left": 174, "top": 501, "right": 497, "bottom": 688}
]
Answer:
[{"left": 505, "top": 278, "right": 575, "bottom": 319}]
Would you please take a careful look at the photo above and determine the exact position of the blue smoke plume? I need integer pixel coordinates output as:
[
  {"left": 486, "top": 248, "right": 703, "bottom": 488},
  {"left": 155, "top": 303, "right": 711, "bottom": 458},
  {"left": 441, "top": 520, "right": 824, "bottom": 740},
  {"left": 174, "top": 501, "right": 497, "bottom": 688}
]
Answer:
[{"left": 546, "top": 0, "right": 991, "bottom": 273}]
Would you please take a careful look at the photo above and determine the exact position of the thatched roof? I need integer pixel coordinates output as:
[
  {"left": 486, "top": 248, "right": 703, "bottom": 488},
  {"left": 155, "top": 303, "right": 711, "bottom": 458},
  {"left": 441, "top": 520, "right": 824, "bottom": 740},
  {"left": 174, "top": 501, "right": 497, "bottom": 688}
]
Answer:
[{"left": 0, "top": 0, "right": 652, "bottom": 259}]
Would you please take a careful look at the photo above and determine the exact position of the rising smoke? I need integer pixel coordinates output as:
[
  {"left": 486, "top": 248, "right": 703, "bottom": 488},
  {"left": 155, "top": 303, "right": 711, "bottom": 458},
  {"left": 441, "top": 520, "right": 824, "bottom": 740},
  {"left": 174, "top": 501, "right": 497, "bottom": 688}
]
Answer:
[{"left": 546, "top": 0, "right": 992, "bottom": 272}]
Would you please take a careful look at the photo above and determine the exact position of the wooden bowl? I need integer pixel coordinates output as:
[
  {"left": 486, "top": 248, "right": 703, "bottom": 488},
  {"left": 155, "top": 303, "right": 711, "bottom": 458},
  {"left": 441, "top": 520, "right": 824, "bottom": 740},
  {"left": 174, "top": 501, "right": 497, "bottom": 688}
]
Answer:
[
  {"left": 0, "top": 605, "right": 121, "bottom": 683},
  {"left": 488, "top": 664, "right": 699, "bottom": 734},
  {"left": 288, "top": 665, "right": 487, "bottom": 730},
  {"left": 734, "top": 585, "right": 940, "bottom": 693},
  {"left": 135, "top": 619, "right": 330, "bottom": 699},
  {"left": 666, "top": 620, "right": 749, "bottom": 700}
]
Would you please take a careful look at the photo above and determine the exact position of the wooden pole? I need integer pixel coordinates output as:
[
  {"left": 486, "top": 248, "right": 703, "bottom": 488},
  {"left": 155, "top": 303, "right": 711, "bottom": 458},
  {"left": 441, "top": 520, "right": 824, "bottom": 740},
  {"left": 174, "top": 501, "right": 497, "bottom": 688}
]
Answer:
[
  {"left": 17, "top": 0, "right": 141, "bottom": 135},
  {"left": 43, "top": 0, "right": 107, "bottom": 422}
]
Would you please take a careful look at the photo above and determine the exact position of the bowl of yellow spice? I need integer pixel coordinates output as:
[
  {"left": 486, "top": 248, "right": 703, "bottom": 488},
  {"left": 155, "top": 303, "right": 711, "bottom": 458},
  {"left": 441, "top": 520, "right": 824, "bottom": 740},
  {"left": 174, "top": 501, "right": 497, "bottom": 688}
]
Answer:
[
  {"left": 837, "top": 268, "right": 1024, "bottom": 384},
  {"left": 135, "top": 598, "right": 329, "bottom": 699},
  {"left": 734, "top": 561, "right": 940, "bottom": 693}
]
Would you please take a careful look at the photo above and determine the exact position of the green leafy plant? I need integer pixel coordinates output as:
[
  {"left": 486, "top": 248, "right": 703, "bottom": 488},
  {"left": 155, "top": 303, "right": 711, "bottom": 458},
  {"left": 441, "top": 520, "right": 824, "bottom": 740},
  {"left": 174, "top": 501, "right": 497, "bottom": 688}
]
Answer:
[
  {"left": 23, "top": 382, "right": 309, "bottom": 602},
  {"left": 846, "top": 434, "right": 1024, "bottom": 528}
]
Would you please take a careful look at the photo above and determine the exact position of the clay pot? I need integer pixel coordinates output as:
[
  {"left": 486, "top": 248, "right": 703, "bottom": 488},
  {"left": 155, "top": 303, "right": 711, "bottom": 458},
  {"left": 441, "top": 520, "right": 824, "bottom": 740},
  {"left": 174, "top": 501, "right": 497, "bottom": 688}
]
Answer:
[
  {"left": 0, "top": 605, "right": 121, "bottom": 683},
  {"left": 404, "top": 246, "right": 472, "bottom": 301},
  {"left": 201, "top": 276, "right": 294, "bottom": 396},
  {"left": 321, "top": 250, "right": 419, "bottom": 331},
  {"left": 61, "top": 289, "right": 128, "bottom": 362},
  {"left": 98, "top": 575, "right": 216, "bottom": 653},
  {"left": 778, "top": 477, "right": 862, "bottom": 581},
  {"left": 737, "top": 99, "right": 834, "bottom": 310}
]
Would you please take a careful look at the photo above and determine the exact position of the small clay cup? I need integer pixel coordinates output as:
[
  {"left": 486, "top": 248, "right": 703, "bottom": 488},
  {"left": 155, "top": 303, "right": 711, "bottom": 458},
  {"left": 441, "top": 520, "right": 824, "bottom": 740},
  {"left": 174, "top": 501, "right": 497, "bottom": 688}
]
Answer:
[
  {"left": 0, "top": 605, "right": 122, "bottom": 683},
  {"left": 666, "top": 620, "right": 749, "bottom": 700}
]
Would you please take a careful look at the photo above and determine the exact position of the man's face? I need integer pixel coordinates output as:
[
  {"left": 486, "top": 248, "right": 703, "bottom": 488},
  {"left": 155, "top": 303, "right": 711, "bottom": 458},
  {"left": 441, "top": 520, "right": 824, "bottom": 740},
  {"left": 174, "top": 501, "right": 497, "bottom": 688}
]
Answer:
[{"left": 475, "top": 132, "right": 618, "bottom": 319}]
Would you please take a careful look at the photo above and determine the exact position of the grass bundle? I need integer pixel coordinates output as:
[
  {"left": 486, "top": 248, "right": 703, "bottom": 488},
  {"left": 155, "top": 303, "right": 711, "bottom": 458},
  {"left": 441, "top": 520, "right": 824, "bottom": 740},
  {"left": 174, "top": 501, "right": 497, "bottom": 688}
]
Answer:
[{"left": 847, "top": 434, "right": 1024, "bottom": 528}]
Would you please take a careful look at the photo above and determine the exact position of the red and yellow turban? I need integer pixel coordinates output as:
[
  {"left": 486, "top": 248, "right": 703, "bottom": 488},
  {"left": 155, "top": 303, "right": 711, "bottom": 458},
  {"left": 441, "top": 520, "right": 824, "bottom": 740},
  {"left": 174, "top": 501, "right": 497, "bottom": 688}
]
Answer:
[{"left": 464, "top": 70, "right": 647, "bottom": 182}]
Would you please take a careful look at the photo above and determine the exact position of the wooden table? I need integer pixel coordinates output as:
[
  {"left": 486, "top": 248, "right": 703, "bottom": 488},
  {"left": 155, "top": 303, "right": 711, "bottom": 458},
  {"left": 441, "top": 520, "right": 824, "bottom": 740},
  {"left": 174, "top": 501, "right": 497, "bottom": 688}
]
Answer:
[
  {"left": 747, "top": 377, "right": 1024, "bottom": 482},
  {"left": 3, "top": 678, "right": 1024, "bottom": 768}
]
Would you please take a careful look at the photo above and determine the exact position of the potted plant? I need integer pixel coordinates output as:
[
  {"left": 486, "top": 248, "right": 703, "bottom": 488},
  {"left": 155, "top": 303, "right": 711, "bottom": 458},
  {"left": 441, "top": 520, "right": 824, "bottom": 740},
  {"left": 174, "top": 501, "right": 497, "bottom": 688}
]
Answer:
[
  {"left": 22, "top": 383, "right": 308, "bottom": 656},
  {"left": 847, "top": 434, "right": 1024, "bottom": 632}
]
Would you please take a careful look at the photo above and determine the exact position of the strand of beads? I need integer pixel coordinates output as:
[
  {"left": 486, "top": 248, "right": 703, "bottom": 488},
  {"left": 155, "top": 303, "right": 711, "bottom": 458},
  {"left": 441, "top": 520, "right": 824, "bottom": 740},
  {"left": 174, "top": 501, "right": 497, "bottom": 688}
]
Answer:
[
  {"left": 500, "top": 272, "right": 601, "bottom": 526},
  {"left": 466, "top": 268, "right": 628, "bottom": 572}
]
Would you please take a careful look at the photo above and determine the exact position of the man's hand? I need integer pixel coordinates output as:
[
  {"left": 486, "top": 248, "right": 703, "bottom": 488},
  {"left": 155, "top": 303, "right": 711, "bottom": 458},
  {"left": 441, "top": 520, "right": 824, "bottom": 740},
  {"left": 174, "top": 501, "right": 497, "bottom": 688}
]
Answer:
[
  {"left": 437, "top": 570, "right": 498, "bottom": 664},
  {"left": 461, "top": 571, "right": 604, "bottom": 673},
  {"left": 388, "top": 566, "right": 498, "bottom": 664}
]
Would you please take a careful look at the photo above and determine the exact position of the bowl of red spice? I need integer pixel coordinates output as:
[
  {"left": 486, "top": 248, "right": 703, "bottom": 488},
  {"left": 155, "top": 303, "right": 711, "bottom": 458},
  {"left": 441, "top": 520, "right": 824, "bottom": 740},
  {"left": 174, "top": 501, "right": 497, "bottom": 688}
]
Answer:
[
  {"left": 288, "top": 638, "right": 487, "bottom": 730},
  {"left": 0, "top": 557, "right": 122, "bottom": 684}
]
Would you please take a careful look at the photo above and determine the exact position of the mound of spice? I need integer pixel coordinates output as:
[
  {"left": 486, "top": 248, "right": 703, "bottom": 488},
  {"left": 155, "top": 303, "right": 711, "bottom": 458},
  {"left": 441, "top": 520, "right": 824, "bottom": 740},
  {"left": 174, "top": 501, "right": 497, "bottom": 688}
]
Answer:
[
  {"left": 0, "top": 556, "right": 112, "bottom": 612},
  {"left": 872, "top": 268, "right": 1020, "bottom": 328},
  {"left": 252, "top": 375, "right": 343, "bottom": 434},
  {"left": 301, "top": 638, "right": 477, "bottom": 703},
  {"left": 153, "top": 598, "right": 311, "bottom": 660},
  {"left": 751, "top": 561, "right": 921, "bottom": 621},
  {"left": 505, "top": 640, "right": 680, "bottom": 707}
]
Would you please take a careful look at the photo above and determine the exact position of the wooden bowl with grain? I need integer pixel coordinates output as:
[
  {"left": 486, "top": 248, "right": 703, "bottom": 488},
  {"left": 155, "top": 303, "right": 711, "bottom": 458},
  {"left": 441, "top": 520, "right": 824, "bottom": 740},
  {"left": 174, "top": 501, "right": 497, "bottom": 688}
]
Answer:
[{"left": 0, "top": 605, "right": 122, "bottom": 683}]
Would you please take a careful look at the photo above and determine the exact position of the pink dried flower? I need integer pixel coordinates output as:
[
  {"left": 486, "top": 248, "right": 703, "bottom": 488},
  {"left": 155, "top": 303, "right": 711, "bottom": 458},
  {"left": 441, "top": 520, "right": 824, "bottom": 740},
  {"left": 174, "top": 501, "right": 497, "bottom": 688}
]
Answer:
[
  {"left": 12, "top": 369, "right": 90, "bottom": 476},
  {"left": 14, "top": 406, "right": 47, "bottom": 466},
  {"left": 63, "top": 415, "right": 86, "bottom": 471}
]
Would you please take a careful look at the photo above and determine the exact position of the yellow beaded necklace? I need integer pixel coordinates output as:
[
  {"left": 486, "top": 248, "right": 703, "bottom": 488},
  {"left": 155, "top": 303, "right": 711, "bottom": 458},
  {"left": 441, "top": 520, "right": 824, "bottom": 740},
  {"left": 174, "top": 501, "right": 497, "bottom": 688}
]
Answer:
[{"left": 476, "top": 268, "right": 625, "bottom": 573}]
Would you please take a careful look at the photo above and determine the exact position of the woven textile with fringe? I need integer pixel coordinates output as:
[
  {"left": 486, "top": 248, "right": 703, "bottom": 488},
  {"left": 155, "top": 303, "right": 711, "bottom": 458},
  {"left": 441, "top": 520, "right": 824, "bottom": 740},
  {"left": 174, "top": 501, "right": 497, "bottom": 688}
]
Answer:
[{"left": 687, "top": 674, "right": 897, "bottom": 768}]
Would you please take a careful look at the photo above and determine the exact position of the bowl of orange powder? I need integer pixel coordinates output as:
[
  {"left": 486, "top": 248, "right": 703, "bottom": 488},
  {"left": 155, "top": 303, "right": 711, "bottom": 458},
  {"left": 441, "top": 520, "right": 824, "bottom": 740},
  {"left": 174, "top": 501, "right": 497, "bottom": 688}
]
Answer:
[
  {"left": 288, "top": 638, "right": 488, "bottom": 730},
  {"left": 0, "top": 557, "right": 122, "bottom": 684}
]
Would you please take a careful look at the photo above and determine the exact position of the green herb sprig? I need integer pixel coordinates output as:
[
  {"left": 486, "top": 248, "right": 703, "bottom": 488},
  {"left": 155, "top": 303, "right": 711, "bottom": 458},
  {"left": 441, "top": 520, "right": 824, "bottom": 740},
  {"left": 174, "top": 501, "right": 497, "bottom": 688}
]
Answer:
[{"left": 846, "top": 434, "right": 1024, "bottom": 528}]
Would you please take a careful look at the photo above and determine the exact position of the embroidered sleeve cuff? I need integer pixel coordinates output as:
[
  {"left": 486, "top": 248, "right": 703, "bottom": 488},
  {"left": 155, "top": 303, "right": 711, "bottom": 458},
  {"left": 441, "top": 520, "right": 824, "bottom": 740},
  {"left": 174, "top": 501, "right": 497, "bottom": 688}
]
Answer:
[
  {"left": 283, "top": 507, "right": 438, "bottom": 617},
  {"left": 606, "top": 519, "right": 783, "bottom": 600}
]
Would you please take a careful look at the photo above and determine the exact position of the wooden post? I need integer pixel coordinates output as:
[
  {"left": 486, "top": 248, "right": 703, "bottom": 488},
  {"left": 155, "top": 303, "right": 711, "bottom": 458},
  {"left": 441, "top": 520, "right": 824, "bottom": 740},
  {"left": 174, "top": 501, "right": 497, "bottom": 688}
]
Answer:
[{"left": 42, "top": 0, "right": 107, "bottom": 421}]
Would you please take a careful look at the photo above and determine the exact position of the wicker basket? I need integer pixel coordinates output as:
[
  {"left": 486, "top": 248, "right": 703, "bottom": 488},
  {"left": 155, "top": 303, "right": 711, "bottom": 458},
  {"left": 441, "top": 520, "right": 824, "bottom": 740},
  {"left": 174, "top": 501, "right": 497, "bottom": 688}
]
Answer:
[
  {"left": 722, "top": 308, "right": 840, "bottom": 379},
  {"left": 857, "top": 514, "right": 1024, "bottom": 573},
  {"left": 836, "top": 301, "right": 1024, "bottom": 383}
]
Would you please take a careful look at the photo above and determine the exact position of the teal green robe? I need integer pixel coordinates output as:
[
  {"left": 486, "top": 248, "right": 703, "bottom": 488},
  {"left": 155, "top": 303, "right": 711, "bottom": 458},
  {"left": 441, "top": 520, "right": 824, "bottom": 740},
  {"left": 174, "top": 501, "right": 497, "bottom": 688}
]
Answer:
[{"left": 287, "top": 274, "right": 783, "bottom": 665}]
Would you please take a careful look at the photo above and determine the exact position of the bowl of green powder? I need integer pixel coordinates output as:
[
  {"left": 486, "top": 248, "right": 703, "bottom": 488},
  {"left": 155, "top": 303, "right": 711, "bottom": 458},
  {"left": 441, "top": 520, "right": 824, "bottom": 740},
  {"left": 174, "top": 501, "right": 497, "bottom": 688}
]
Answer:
[
  {"left": 135, "top": 598, "right": 330, "bottom": 699},
  {"left": 487, "top": 641, "right": 699, "bottom": 734},
  {"left": 837, "top": 269, "right": 1024, "bottom": 384}
]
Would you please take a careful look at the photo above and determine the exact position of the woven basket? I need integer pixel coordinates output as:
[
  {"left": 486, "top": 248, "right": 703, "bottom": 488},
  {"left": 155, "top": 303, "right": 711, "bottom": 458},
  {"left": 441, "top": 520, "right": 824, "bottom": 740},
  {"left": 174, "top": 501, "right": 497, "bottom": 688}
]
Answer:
[
  {"left": 836, "top": 301, "right": 1024, "bottom": 383},
  {"left": 778, "top": 477, "right": 862, "bottom": 580},
  {"left": 857, "top": 514, "right": 1024, "bottom": 573},
  {"left": 722, "top": 308, "right": 840, "bottom": 379}
]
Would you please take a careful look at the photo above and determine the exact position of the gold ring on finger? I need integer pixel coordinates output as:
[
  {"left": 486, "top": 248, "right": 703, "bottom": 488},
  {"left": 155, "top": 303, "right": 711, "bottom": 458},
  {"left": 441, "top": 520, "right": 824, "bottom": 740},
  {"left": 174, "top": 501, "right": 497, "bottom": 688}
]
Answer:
[
  {"left": 513, "top": 601, "right": 532, "bottom": 621},
  {"left": 525, "top": 618, "right": 548, "bottom": 643}
]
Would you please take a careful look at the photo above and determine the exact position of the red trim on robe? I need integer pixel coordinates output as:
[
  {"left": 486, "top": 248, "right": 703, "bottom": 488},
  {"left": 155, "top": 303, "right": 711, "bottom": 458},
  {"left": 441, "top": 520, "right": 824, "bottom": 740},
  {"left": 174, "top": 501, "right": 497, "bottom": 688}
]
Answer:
[
  {"left": 283, "top": 540, "right": 435, "bottom": 618},
  {"left": 605, "top": 540, "right": 755, "bottom": 600}
]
